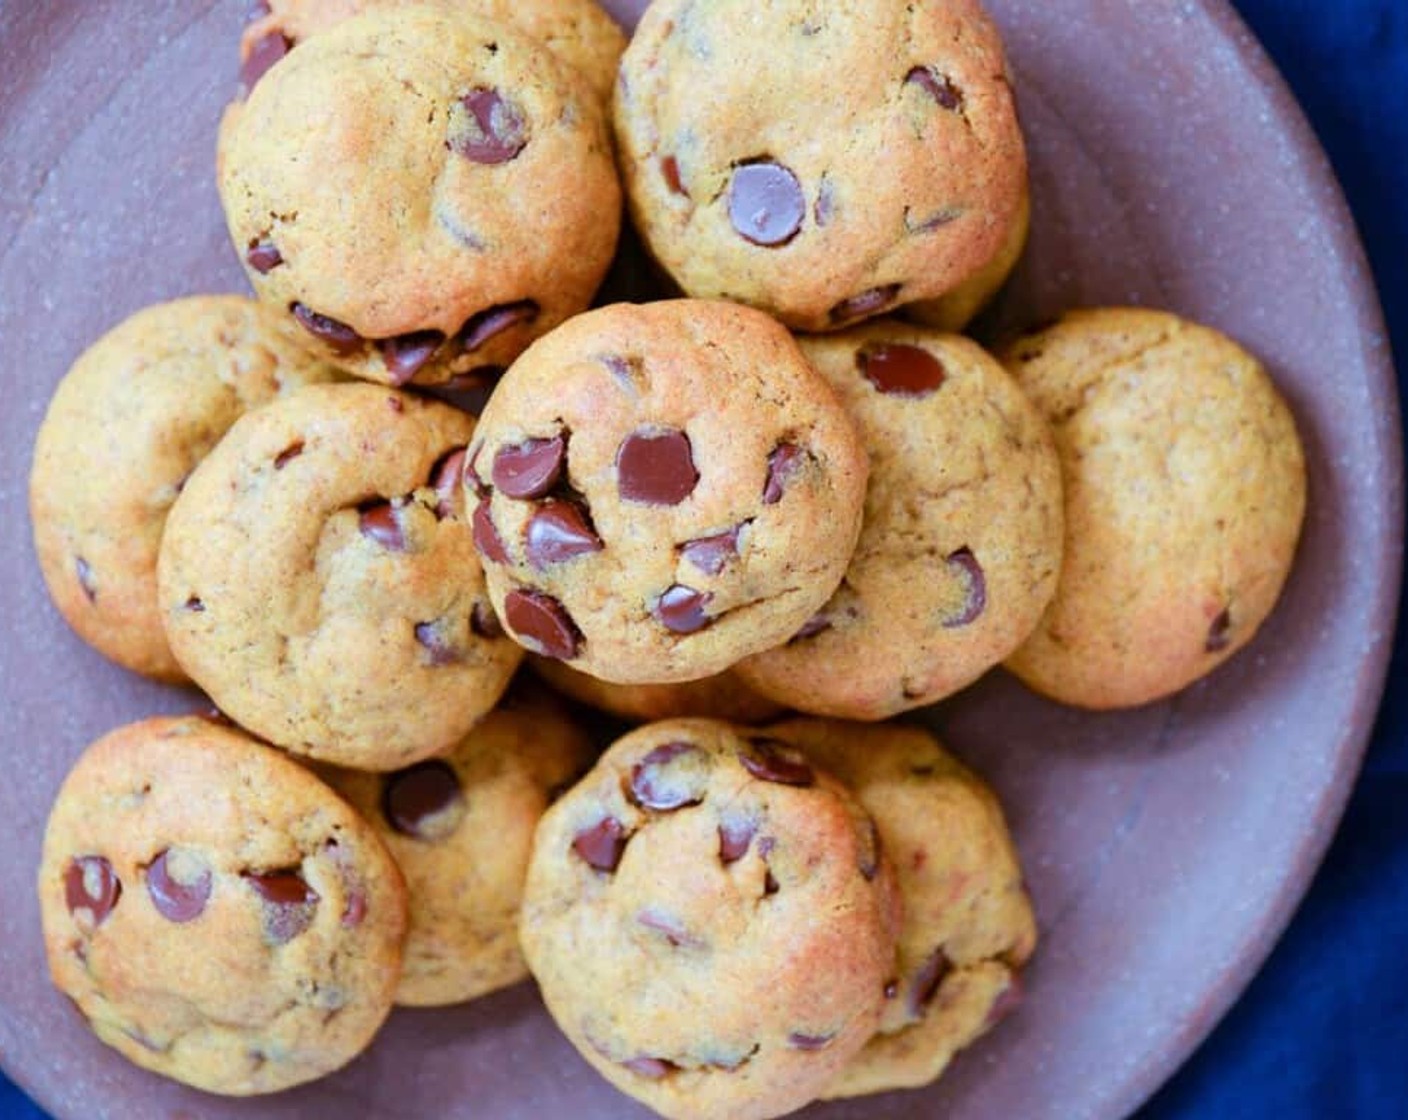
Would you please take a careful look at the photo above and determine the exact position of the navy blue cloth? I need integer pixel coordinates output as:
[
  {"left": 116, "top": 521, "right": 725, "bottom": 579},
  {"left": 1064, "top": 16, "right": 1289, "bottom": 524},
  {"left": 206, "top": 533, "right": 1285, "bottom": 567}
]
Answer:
[{"left": 2, "top": 2, "right": 1404, "bottom": 1118}]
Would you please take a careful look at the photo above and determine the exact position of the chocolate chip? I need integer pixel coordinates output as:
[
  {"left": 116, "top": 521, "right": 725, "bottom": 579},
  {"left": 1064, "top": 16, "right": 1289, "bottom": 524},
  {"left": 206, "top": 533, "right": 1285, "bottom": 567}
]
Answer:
[
  {"left": 464, "top": 442, "right": 485, "bottom": 493},
  {"left": 661, "top": 155, "right": 688, "bottom": 197},
  {"left": 471, "top": 601, "right": 504, "bottom": 638},
  {"left": 184, "top": 596, "right": 205, "bottom": 612},
  {"left": 983, "top": 973, "right": 1024, "bottom": 1028},
  {"left": 739, "top": 739, "right": 814, "bottom": 787},
  {"left": 246, "top": 238, "right": 283, "bottom": 274},
  {"left": 637, "top": 907, "right": 701, "bottom": 948},
  {"left": 617, "top": 428, "right": 699, "bottom": 505},
  {"left": 492, "top": 435, "right": 565, "bottom": 498},
  {"left": 763, "top": 868, "right": 780, "bottom": 896},
  {"left": 459, "top": 300, "right": 539, "bottom": 353},
  {"left": 525, "top": 500, "right": 603, "bottom": 568},
  {"left": 571, "top": 816, "right": 628, "bottom": 872},
  {"left": 680, "top": 524, "right": 744, "bottom": 576},
  {"left": 472, "top": 503, "right": 511, "bottom": 565},
  {"left": 64, "top": 856, "right": 120, "bottom": 927},
  {"left": 831, "top": 284, "right": 901, "bottom": 325},
  {"left": 622, "top": 1056, "right": 677, "bottom": 1080},
  {"left": 504, "top": 588, "right": 582, "bottom": 660},
  {"left": 629, "top": 742, "right": 706, "bottom": 811},
  {"left": 787, "top": 1032, "right": 835, "bottom": 1051},
  {"left": 653, "top": 585, "right": 713, "bottom": 634},
  {"left": 430, "top": 448, "right": 467, "bottom": 518},
  {"left": 763, "top": 442, "right": 804, "bottom": 505},
  {"left": 75, "top": 557, "right": 97, "bottom": 603},
  {"left": 145, "top": 849, "right": 211, "bottom": 924},
  {"left": 359, "top": 502, "right": 407, "bottom": 551},
  {"left": 906, "top": 66, "right": 964, "bottom": 111},
  {"left": 382, "top": 760, "right": 464, "bottom": 839},
  {"left": 274, "top": 441, "right": 304, "bottom": 469},
  {"left": 729, "top": 160, "right": 805, "bottom": 246},
  {"left": 1206, "top": 608, "right": 1233, "bottom": 653},
  {"left": 291, "top": 303, "right": 362, "bottom": 353},
  {"left": 452, "top": 88, "right": 528, "bottom": 164},
  {"left": 942, "top": 548, "right": 986, "bottom": 628},
  {"left": 414, "top": 619, "right": 462, "bottom": 666},
  {"left": 859, "top": 818, "right": 883, "bottom": 882},
  {"left": 380, "top": 330, "right": 444, "bottom": 384},
  {"left": 241, "top": 31, "right": 290, "bottom": 94},
  {"left": 718, "top": 817, "right": 756, "bottom": 864},
  {"left": 884, "top": 979, "right": 899, "bottom": 1000},
  {"left": 244, "top": 870, "right": 319, "bottom": 943},
  {"left": 790, "top": 611, "right": 831, "bottom": 642},
  {"left": 423, "top": 367, "right": 503, "bottom": 415},
  {"left": 858, "top": 343, "right": 947, "bottom": 396},
  {"left": 909, "top": 947, "right": 952, "bottom": 1017}
]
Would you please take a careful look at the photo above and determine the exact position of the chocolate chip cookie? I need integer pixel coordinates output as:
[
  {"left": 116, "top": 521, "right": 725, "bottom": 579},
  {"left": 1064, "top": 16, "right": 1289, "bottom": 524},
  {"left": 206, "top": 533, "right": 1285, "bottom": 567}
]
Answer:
[
  {"left": 466, "top": 300, "right": 870, "bottom": 684},
  {"left": 29, "top": 296, "right": 338, "bottom": 681},
  {"left": 906, "top": 185, "right": 1030, "bottom": 332},
  {"left": 240, "top": 0, "right": 626, "bottom": 111},
  {"left": 613, "top": 0, "right": 1027, "bottom": 332},
  {"left": 736, "top": 323, "right": 1062, "bottom": 719},
  {"left": 530, "top": 658, "right": 786, "bottom": 725},
  {"left": 219, "top": 6, "right": 621, "bottom": 386},
  {"left": 1002, "top": 308, "right": 1308, "bottom": 709},
  {"left": 39, "top": 716, "right": 407, "bottom": 1095},
  {"left": 320, "top": 684, "right": 595, "bottom": 1007},
  {"left": 519, "top": 719, "right": 901, "bottom": 1120},
  {"left": 763, "top": 719, "right": 1037, "bottom": 1098},
  {"left": 158, "top": 382, "right": 521, "bottom": 769}
]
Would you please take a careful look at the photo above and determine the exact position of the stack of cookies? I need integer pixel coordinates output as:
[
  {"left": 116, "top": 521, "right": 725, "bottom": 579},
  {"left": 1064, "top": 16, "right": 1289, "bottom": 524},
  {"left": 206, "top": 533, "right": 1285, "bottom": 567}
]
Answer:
[{"left": 26, "top": 0, "right": 1308, "bottom": 1117}]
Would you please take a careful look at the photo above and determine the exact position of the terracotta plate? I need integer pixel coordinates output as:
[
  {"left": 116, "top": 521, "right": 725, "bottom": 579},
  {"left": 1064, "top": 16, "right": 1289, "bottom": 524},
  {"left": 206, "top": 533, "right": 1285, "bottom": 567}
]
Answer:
[{"left": 0, "top": 1, "right": 1401, "bottom": 1118}]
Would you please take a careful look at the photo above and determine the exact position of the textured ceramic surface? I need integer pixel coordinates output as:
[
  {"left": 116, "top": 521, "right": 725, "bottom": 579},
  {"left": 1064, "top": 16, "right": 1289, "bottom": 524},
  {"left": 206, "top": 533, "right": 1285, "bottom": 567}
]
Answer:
[{"left": 0, "top": 1, "right": 1400, "bottom": 1119}]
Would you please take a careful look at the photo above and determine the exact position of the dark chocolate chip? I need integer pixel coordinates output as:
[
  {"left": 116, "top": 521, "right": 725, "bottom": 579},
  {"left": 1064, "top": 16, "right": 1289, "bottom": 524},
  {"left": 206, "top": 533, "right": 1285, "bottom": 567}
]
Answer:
[
  {"left": 629, "top": 742, "right": 706, "bottom": 811},
  {"left": 184, "top": 596, "right": 205, "bottom": 612},
  {"left": 763, "top": 868, "right": 780, "bottom": 896},
  {"left": 859, "top": 818, "right": 883, "bottom": 882},
  {"left": 661, "top": 155, "right": 688, "bottom": 197},
  {"left": 274, "top": 441, "right": 304, "bottom": 469},
  {"left": 729, "top": 160, "right": 805, "bottom": 246},
  {"left": 145, "top": 849, "right": 211, "bottom": 924},
  {"left": 64, "top": 856, "right": 121, "bottom": 926},
  {"left": 884, "top": 979, "right": 900, "bottom": 1000},
  {"left": 459, "top": 300, "right": 539, "bottom": 352},
  {"left": 763, "top": 442, "right": 804, "bottom": 505},
  {"left": 464, "top": 442, "right": 485, "bottom": 493},
  {"left": 571, "top": 816, "right": 628, "bottom": 872},
  {"left": 718, "top": 817, "right": 756, "bottom": 864},
  {"left": 653, "top": 585, "right": 713, "bottom": 634},
  {"left": 739, "top": 739, "right": 814, "bottom": 787},
  {"left": 790, "top": 611, "right": 831, "bottom": 642},
  {"left": 617, "top": 428, "right": 699, "bottom": 505},
  {"left": 359, "top": 502, "right": 407, "bottom": 551},
  {"left": 472, "top": 501, "right": 510, "bottom": 563},
  {"left": 414, "top": 619, "right": 463, "bottom": 666},
  {"left": 906, "top": 65, "right": 964, "bottom": 111},
  {"left": 75, "top": 557, "right": 97, "bottom": 603},
  {"left": 831, "top": 284, "right": 901, "bottom": 325},
  {"left": 380, "top": 330, "right": 445, "bottom": 385},
  {"left": 787, "top": 1032, "right": 836, "bottom": 1051},
  {"left": 471, "top": 600, "right": 504, "bottom": 638},
  {"left": 382, "top": 760, "right": 464, "bottom": 839},
  {"left": 492, "top": 435, "right": 565, "bottom": 498},
  {"left": 1206, "top": 608, "right": 1233, "bottom": 653},
  {"left": 424, "top": 367, "right": 502, "bottom": 415},
  {"left": 622, "top": 1056, "right": 677, "bottom": 1080},
  {"left": 430, "top": 447, "right": 467, "bottom": 518},
  {"left": 858, "top": 343, "right": 947, "bottom": 397},
  {"left": 942, "top": 548, "right": 987, "bottom": 628},
  {"left": 525, "top": 500, "right": 603, "bottom": 568},
  {"left": 452, "top": 88, "right": 528, "bottom": 164},
  {"left": 504, "top": 588, "right": 581, "bottom": 660},
  {"left": 909, "top": 947, "right": 953, "bottom": 1016},
  {"left": 246, "top": 238, "right": 283, "bottom": 274},
  {"left": 291, "top": 303, "right": 361, "bottom": 353},
  {"left": 241, "top": 31, "right": 290, "bottom": 94},
  {"left": 680, "top": 524, "right": 744, "bottom": 576},
  {"left": 244, "top": 870, "right": 319, "bottom": 943}
]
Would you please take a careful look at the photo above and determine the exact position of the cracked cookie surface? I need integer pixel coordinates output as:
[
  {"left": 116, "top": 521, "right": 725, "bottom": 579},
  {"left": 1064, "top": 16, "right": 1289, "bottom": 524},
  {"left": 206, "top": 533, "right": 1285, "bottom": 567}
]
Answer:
[
  {"left": 1001, "top": 307, "right": 1308, "bottom": 709},
  {"left": 158, "top": 382, "right": 521, "bottom": 769},
  {"left": 38, "top": 716, "right": 407, "bottom": 1095},
  {"left": 219, "top": 6, "right": 620, "bottom": 386},
  {"left": 466, "top": 300, "right": 869, "bottom": 684},
  {"left": 321, "top": 683, "right": 595, "bottom": 1007},
  {"left": 763, "top": 718, "right": 1036, "bottom": 1098},
  {"left": 737, "top": 322, "right": 1062, "bottom": 719},
  {"left": 519, "top": 718, "right": 900, "bottom": 1120},
  {"left": 613, "top": 0, "right": 1026, "bottom": 331},
  {"left": 28, "top": 296, "right": 339, "bottom": 681}
]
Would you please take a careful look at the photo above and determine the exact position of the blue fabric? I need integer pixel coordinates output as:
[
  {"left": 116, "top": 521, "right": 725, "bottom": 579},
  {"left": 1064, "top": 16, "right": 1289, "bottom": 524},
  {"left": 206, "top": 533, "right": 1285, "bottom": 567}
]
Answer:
[{"left": 2, "top": 2, "right": 1404, "bottom": 1119}]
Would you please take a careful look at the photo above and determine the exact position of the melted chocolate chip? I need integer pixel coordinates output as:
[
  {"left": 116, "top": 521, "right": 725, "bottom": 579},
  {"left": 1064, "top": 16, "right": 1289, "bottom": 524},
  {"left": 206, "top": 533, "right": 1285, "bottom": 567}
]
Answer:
[
  {"left": 492, "top": 435, "right": 565, "bottom": 499},
  {"left": 906, "top": 66, "right": 964, "bottom": 111},
  {"left": 525, "top": 500, "right": 603, "bottom": 568},
  {"left": 413, "top": 619, "right": 462, "bottom": 666},
  {"left": 617, "top": 428, "right": 699, "bottom": 505},
  {"left": 637, "top": 907, "right": 700, "bottom": 948},
  {"left": 884, "top": 979, "right": 900, "bottom": 1000},
  {"left": 661, "top": 155, "right": 688, "bottom": 197},
  {"left": 909, "top": 947, "right": 952, "bottom": 1017},
  {"left": 680, "top": 524, "right": 744, "bottom": 576},
  {"left": 274, "top": 441, "right": 304, "bottom": 469},
  {"left": 241, "top": 31, "right": 290, "bottom": 94},
  {"left": 244, "top": 870, "right": 319, "bottom": 943},
  {"left": 358, "top": 503, "right": 407, "bottom": 551},
  {"left": 831, "top": 284, "right": 901, "bottom": 325},
  {"left": 145, "top": 849, "right": 211, "bottom": 924},
  {"left": 572, "top": 816, "right": 628, "bottom": 872},
  {"left": 430, "top": 448, "right": 467, "bottom": 518},
  {"left": 459, "top": 300, "right": 539, "bottom": 352},
  {"left": 471, "top": 600, "right": 504, "bottom": 638},
  {"left": 380, "top": 330, "right": 444, "bottom": 384},
  {"left": 791, "top": 611, "right": 831, "bottom": 642},
  {"left": 942, "top": 548, "right": 987, "bottom": 628},
  {"left": 718, "top": 817, "right": 757, "bottom": 865},
  {"left": 763, "top": 443, "right": 804, "bottom": 505},
  {"left": 729, "top": 160, "right": 805, "bottom": 246},
  {"left": 1206, "top": 608, "right": 1233, "bottom": 653},
  {"left": 382, "top": 760, "right": 464, "bottom": 839},
  {"left": 787, "top": 1032, "right": 836, "bottom": 1051},
  {"left": 184, "top": 596, "right": 205, "bottom": 612},
  {"left": 653, "top": 585, "right": 713, "bottom": 634},
  {"left": 291, "top": 303, "right": 361, "bottom": 353},
  {"left": 64, "top": 856, "right": 120, "bottom": 926},
  {"left": 858, "top": 343, "right": 947, "bottom": 396},
  {"left": 452, "top": 88, "right": 528, "bottom": 164},
  {"left": 246, "top": 238, "right": 283, "bottom": 274},
  {"left": 859, "top": 818, "right": 883, "bottom": 881},
  {"left": 622, "top": 1056, "right": 677, "bottom": 1080},
  {"left": 472, "top": 502, "right": 510, "bottom": 564},
  {"left": 504, "top": 588, "right": 582, "bottom": 659},
  {"left": 629, "top": 742, "right": 706, "bottom": 811},
  {"left": 75, "top": 557, "right": 97, "bottom": 602},
  {"left": 739, "top": 739, "right": 814, "bottom": 787}
]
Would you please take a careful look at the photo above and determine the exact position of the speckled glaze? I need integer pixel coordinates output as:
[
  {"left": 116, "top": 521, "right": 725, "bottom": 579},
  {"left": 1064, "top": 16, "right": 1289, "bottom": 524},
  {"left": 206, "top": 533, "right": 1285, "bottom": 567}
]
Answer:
[{"left": 0, "top": 2, "right": 1400, "bottom": 1119}]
